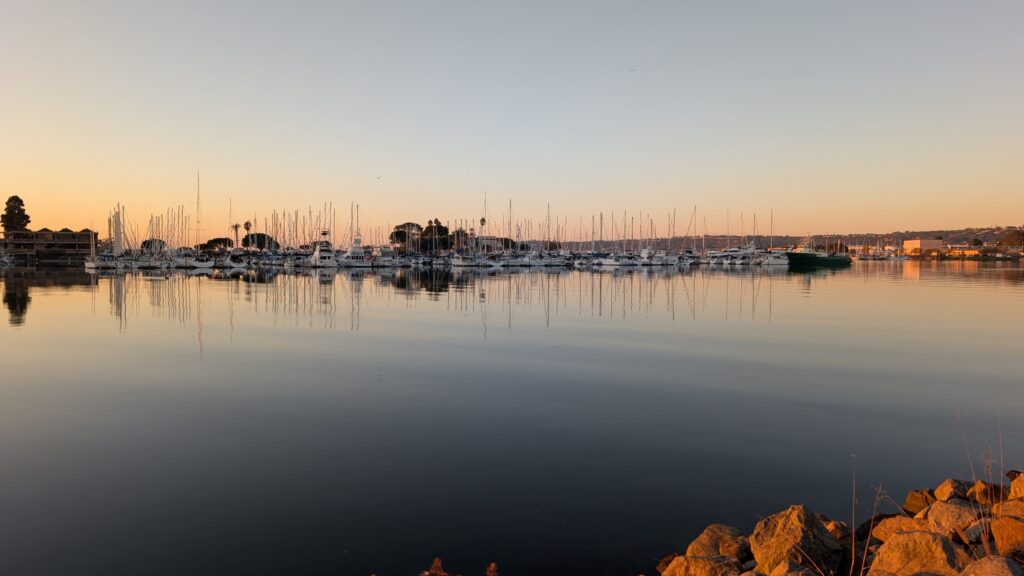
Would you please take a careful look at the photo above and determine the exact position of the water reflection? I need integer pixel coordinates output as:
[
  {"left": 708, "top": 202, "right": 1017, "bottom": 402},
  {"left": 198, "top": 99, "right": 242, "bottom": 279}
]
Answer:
[
  {"left": 1, "top": 262, "right": 1022, "bottom": 576},
  {"left": 1, "top": 267, "right": 96, "bottom": 326},
  {"left": 3, "top": 282, "right": 29, "bottom": 326},
  {"left": 3, "top": 262, "right": 1022, "bottom": 331}
]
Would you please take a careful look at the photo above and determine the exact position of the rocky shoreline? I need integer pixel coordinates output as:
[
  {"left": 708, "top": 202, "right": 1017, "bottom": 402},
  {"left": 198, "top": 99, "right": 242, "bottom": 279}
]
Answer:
[
  {"left": 415, "top": 472, "right": 1024, "bottom": 576},
  {"left": 655, "top": 472, "right": 1024, "bottom": 576}
]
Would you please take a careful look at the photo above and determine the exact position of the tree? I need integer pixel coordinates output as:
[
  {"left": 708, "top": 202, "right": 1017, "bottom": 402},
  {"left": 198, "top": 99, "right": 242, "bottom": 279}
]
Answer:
[
  {"left": 201, "top": 237, "right": 233, "bottom": 251},
  {"left": 421, "top": 219, "right": 450, "bottom": 253},
  {"left": 241, "top": 233, "right": 279, "bottom": 250},
  {"left": 970, "top": 238, "right": 984, "bottom": 247},
  {"left": 2, "top": 196, "right": 31, "bottom": 232},
  {"left": 389, "top": 222, "right": 423, "bottom": 247},
  {"left": 140, "top": 238, "right": 168, "bottom": 253},
  {"left": 450, "top": 227, "right": 469, "bottom": 250}
]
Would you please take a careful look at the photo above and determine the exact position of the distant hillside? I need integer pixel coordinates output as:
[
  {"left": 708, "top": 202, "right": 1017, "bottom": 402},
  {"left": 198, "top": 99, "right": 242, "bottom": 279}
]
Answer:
[{"left": 564, "top": 226, "right": 1023, "bottom": 250}]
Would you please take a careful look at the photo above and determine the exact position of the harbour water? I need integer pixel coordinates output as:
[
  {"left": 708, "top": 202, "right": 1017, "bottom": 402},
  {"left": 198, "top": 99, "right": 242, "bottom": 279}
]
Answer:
[{"left": 1, "top": 262, "right": 1022, "bottom": 575}]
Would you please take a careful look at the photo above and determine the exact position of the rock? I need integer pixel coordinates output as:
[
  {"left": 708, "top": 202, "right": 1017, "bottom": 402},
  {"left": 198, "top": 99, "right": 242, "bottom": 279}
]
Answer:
[
  {"left": 739, "top": 572, "right": 766, "bottom": 576},
  {"left": 749, "top": 505, "right": 842, "bottom": 576},
  {"left": 686, "top": 524, "right": 752, "bottom": 563},
  {"left": 994, "top": 500, "right": 1024, "bottom": 519},
  {"left": 935, "top": 479, "right": 970, "bottom": 502},
  {"left": 923, "top": 500, "right": 981, "bottom": 537},
  {"left": 657, "top": 553, "right": 680, "bottom": 574},
  {"left": 855, "top": 514, "right": 899, "bottom": 542},
  {"left": 1008, "top": 470, "right": 1023, "bottom": 481},
  {"left": 424, "top": 557, "right": 449, "bottom": 576},
  {"left": 871, "top": 516, "right": 930, "bottom": 542},
  {"left": 768, "top": 560, "right": 815, "bottom": 576},
  {"left": 823, "top": 520, "right": 850, "bottom": 541},
  {"left": 990, "top": 516, "right": 1024, "bottom": 559},
  {"left": 963, "top": 518, "right": 992, "bottom": 543},
  {"left": 903, "top": 489, "right": 937, "bottom": 515},
  {"left": 961, "top": 556, "right": 1022, "bottom": 576},
  {"left": 1011, "top": 475, "right": 1024, "bottom": 500},
  {"left": 866, "top": 531, "right": 969, "bottom": 576},
  {"left": 661, "top": 556, "right": 742, "bottom": 576},
  {"left": 968, "top": 480, "right": 1009, "bottom": 506}
]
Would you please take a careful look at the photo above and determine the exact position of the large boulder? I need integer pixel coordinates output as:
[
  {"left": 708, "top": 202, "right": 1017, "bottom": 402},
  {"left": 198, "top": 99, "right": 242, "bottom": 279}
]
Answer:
[
  {"left": 903, "top": 489, "right": 937, "bottom": 515},
  {"left": 855, "top": 514, "right": 899, "bottom": 541},
  {"left": 661, "top": 555, "right": 742, "bottom": 576},
  {"left": 749, "top": 505, "right": 842, "bottom": 575},
  {"left": 1011, "top": 475, "right": 1024, "bottom": 500},
  {"left": 658, "top": 553, "right": 681, "bottom": 574},
  {"left": 934, "top": 479, "right": 970, "bottom": 502},
  {"left": 686, "top": 524, "right": 752, "bottom": 563},
  {"left": 993, "top": 500, "right": 1024, "bottom": 520},
  {"left": 968, "top": 480, "right": 1009, "bottom": 507},
  {"left": 990, "top": 516, "right": 1024, "bottom": 559},
  {"left": 921, "top": 500, "right": 981, "bottom": 537},
  {"left": 866, "top": 531, "right": 969, "bottom": 576},
  {"left": 961, "top": 556, "right": 1022, "bottom": 576},
  {"left": 870, "top": 516, "right": 930, "bottom": 543}
]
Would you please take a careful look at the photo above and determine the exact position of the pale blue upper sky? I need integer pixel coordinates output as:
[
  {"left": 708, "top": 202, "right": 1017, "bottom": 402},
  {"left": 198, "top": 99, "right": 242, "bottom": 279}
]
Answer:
[{"left": 2, "top": 0, "right": 1022, "bottom": 236}]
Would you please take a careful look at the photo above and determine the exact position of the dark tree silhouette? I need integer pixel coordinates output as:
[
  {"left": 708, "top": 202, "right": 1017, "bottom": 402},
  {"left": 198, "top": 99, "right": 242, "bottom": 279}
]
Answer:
[
  {"left": 421, "top": 219, "right": 450, "bottom": 252},
  {"left": 140, "top": 238, "right": 167, "bottom": 253},
  {"left": 2, "top": 196, "right": 31, "bottom": 231},
  {"left": 241, "top": 233, "right": 280, "bottom": 250},
  {"left": 201, "top": 237, "right": 233, "bottom": 251},
  {"left": 389, "top": 222, "right": 422, "bottom": 246}
]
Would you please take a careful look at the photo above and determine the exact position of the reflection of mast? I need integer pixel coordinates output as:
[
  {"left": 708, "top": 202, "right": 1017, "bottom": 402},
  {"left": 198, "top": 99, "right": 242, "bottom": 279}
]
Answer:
[{"left": 196, "top": 275, "right": 204, "bottom": 360}]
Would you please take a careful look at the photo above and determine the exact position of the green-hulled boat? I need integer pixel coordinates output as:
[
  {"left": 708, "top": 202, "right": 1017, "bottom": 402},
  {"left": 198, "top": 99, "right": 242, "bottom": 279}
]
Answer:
[{"left": 785, "top": 242, "right": 852, "bottom": 269}]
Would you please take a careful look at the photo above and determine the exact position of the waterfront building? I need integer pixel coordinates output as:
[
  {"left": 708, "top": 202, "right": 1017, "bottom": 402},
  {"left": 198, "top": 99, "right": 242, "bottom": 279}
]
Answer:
[
  {"left": 1, "top": 228, "right": 97, "bottom": 264},
  {"left": 902, "top": 238, "right": 944, "bottom": 256}
]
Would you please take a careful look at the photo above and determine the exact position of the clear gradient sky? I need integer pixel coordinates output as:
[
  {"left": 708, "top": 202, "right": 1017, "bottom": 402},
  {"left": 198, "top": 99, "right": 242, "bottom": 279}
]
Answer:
[{"left": 2, "top": 0, "right": 1022, "bottom": 239}]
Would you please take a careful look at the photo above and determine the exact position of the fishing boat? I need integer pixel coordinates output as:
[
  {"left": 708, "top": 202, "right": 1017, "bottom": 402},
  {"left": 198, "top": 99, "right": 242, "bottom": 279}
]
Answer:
[
  {"left": 785, "top": 242, "right": 851, "bottom": 269},
  {"left": 337, "top": 232, "right": 371, "bottom": 268}
]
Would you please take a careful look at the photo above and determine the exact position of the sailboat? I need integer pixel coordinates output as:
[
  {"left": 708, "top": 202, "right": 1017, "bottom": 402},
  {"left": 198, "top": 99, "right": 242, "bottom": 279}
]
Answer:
[{"left": 761, "top": 211, "right": 788, "bottom": 266}]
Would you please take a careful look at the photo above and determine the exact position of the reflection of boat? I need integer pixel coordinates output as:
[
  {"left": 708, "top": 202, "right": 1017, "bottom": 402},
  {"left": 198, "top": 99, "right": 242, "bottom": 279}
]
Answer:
[{"left": 786, "top": 243, "right": 851, "bottom": 269}]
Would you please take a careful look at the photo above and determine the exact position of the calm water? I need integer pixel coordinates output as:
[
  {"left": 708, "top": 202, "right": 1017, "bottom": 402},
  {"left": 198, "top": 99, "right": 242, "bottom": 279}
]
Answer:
[{"left": 1, "top": 262, "right": 1022, "bottom": 575}]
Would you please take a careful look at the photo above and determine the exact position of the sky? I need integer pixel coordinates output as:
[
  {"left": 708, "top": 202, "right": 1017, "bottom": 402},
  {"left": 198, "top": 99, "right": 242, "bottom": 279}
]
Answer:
[{"left": 2, "top": 0, "right": 1022, "bottom": 240}]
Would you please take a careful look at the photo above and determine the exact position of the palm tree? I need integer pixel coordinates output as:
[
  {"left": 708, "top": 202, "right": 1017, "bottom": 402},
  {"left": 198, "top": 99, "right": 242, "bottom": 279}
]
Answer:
[{"left": 231, "top": 223, "right": 241, "bottom": 248}]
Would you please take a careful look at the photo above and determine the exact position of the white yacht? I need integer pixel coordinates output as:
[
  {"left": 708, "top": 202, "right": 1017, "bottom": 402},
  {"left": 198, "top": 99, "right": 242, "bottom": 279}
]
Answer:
[{"left": 337, "top": 232, "right": 372, "bottom": 268}]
